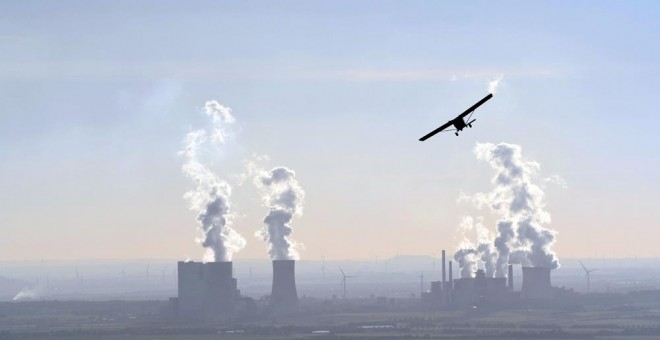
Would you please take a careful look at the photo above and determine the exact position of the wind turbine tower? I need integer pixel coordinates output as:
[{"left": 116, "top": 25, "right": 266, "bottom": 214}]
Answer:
[
  {"left": 339, "top": 266, "right": 357, "bottom": 299},
  {"left": 579, "top": 260, "right": 597, "bottom": 293},
  {"left": 321, "top": 257, "right": 326, "bottom": 280}
]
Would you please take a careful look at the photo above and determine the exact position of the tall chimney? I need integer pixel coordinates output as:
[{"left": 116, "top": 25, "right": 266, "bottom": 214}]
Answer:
[
  {"left": 448, "top": 260, "right": 453, "bottom": 290},
  {"left": 271, "top": 260, "right": 298, "bottom": 310},
  {"left": 441, "top": 250, "right": 446, "bottom": 290},
  {"left": 507, "top": 264, "right": 514, "bottom": 291}
]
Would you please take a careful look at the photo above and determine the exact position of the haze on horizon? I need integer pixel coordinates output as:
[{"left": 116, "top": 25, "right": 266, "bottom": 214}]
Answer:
[{"left": 1, "top": 1, "right": 659, "bottom": 262}]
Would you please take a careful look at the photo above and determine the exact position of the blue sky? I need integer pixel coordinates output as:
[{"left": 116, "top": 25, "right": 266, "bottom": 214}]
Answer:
[{"left": 1, "top": 1, "right": 659, "bottom": 261}]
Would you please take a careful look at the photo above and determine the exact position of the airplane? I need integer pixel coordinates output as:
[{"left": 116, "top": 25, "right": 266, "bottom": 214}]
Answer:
[{"left": 419, "top": 93, "right": 493, "bottom": 141}]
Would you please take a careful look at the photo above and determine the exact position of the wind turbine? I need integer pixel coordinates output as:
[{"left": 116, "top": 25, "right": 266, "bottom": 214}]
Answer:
[
  {"left": 118, "top": 267, "right": 125, "bottom": 285},
  {"left": 161, "top": 265, "right": 169, "bottom": 284},
  {"left": 579, "top": 260, "right": 597, "bottom": 293},
  {"left": 339, "top": 266, "right": 357, "bottom": 299},
  {"left": 321, "top": 257, "right": 326, "bottom": 280}
]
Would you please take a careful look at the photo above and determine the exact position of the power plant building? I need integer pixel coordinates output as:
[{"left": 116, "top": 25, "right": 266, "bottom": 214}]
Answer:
[
  {"left": 452, "top": 269, "right": 507, "bottom": 305},
  {"left": 424, "top": 250, "right": 526, "bottom": 308},
  {"left": 521, "top": 266, "right": 552, "bottom": 299},
  {"left": 177, "top": 261, "right": 239, "bottom": 317}
]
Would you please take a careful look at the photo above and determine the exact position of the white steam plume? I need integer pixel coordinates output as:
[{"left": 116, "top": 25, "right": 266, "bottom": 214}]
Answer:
[
  {"left": 488, "top": 75, "right": 503, "bottom": 94},
  {"left": 204, "top": 100, "right": 235, "bottom": 143},
  {"left": 454, "top": 142, "right": 561, "bottom": 278},
  {"left": 180, "top": 101, "right": 246, "bottom": 262},
  {"left": 454, "top": 216, "right": 498, "bottom": 277},
  {"left": 454, "top": 248, "right": 478, "bottom": 278},
  {"left": 253, "top": 166, "right": 306, "bottom": 260},
  {"left": 13, "top": 287, "right": 43, "bottom": 301}
]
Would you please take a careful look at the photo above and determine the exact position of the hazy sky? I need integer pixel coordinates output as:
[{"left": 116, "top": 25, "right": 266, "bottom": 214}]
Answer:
[{"left": 1, "top": 1, "right": 659, "bottom": 261}]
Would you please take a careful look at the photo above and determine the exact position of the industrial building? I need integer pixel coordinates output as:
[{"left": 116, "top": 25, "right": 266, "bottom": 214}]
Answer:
[
  {"left": 521, "top": 266, "right": 552, "bottom": 299},
  {"left": 423, "top": 249, "right": 554, "bottom": 307},
  {"left": 452, "top": 269, "right": 508, "bottom": 305},
  {"left": 423, "top": 250, "right": 457, "bottom": 306},
  {"left": 175, "top": 261, "right": 239, "bottom": 318},
  {"left": 171, "top": 259, "right": 300, "bottom": 318}
]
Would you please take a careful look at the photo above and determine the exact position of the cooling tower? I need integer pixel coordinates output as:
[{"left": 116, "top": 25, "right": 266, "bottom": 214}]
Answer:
[
  {"left": 521, "top": 266, "right": 552, "bottom": 299},
  {"left": 271, "top": 260, "right": 298, "bottom": 310}
]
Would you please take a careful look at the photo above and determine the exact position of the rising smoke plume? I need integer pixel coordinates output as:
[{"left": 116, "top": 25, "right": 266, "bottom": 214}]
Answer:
[
  {"left": 252, "top": 166, "right": 306, "bottom": 260},
  {"left": 12, "top": 287, "right": 43, "bottom": 302},
  {"left": 454, "top": 216, "right": 499, "bottom": 278},
  {"left": 454, "top": 142, "right": 561, "bottom": 278},
  {"left": 180, "top": 101, "right": 246, "bottom": 262}
]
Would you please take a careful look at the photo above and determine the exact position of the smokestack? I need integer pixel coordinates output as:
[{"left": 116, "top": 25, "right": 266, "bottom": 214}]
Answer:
[
  {"left": 508, "top": 264, "right": 514, "bottom": 291},
  {"left": 441, "top": 250, "right": 446, "bottom": 289},
  {"left": 448, "top": 260, "right": 454, "bottom": 305},
  {"left": 271, "top": 260, "right": 298, "bottom": 310},
  {"left": 521, "top": 266, "right": 551, "bottom": 299},
  {"left": 448, "top": 260, "right": 453, "bottom": 290}
]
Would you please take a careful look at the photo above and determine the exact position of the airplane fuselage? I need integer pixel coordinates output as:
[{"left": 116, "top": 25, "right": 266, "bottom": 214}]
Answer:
[
  {"left": 452, "top": 117, "right": 467, "bottom": 131},
  {"left": 451, "top": 117, "right": 475, "bottom": 136}
]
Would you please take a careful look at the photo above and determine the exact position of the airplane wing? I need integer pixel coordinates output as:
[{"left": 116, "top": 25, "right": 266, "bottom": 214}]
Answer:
[
  {"left": 419, "top": 121, "right": 452, "bottom": 141},
  {"left": 419, "top": 93, "right": 493, "bottom": 141},
  {"left": 457, "top": 93, "right": 493, "bottom": 119}
]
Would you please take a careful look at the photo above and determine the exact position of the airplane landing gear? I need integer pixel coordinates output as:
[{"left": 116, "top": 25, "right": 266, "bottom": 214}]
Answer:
[{"left": 455, "top": 132, "right": 459, "bottom": 136}]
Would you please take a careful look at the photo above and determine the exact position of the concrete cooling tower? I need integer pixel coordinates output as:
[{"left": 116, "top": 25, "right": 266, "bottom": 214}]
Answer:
[
  {"left": 521, "top": 266, "right": 552, "bottom": 299},
  {"left": 271, "top": 260, "right": 298, "bottom": 310}
]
